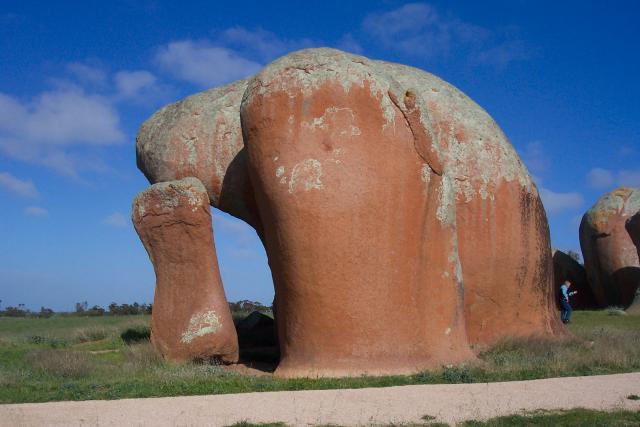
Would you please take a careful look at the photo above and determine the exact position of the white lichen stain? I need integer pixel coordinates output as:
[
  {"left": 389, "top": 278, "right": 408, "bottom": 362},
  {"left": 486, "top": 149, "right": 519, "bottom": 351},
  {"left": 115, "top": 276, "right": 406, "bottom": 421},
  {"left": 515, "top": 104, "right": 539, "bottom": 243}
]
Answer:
[
  {"left": 288, "top": 159, "right": 323, "bottom": 194},
  {"left": 436, "top": 175, "right": 455, "bottom": 226},
  {"left": 276, "top": 166, "right": 285, "bottom": 177},
  {"left": 444, "top": 327, "right": 452, "bottom": 336},
  {"left": 245, "top": 49, "right": 396, "bottom": 130},
  {"left": 421, "top": 164, "right": 431, "bottom": 185},
  {"left": 180, "top": 310, "right": 221, "bottom": 344}
]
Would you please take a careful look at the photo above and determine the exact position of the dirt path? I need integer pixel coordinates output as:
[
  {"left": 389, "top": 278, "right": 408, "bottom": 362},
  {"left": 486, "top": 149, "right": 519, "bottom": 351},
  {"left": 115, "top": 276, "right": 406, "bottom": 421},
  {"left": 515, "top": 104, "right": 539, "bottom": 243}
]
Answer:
[{"left": 2, "top": 372, "right": 639, "bottom": 426}]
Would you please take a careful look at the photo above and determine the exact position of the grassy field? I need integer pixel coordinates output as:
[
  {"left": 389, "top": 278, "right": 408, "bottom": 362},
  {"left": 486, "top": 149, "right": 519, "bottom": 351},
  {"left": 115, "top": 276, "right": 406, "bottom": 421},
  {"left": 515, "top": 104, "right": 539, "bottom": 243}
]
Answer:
[
  {"left": 0, "top": 310, "right": 639, "bottom": 404},
  {"left": 227, "top": 408, "right": 640, "bottom": 426}
]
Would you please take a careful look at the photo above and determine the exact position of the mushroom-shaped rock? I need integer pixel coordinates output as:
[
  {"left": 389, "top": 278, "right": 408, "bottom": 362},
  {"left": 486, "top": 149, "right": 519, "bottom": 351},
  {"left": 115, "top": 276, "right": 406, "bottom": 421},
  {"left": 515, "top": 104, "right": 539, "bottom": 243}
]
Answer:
[
  {"left": 552, "top": 250, "right": 599, "bottom": 310},
  {"left": 132, "top": 177, "right": 239, "bottom": 362},
  {"left": 134, "top": 48, "right": 565, "bottom": 377},
  {"left": 580, "top": 187, "right": 640, "bottom": 311},
  {"left": 625, "top": 211, "right": 640, "bottom": 314}
]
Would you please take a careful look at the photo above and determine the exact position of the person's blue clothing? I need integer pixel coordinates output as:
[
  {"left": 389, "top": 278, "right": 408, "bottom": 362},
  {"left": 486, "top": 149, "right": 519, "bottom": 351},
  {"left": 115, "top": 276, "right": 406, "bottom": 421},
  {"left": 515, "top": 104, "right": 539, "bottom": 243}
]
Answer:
[
  {"left": 561, "top": 299, "right": 572, "bottom": 323},
  {"left": 560, "top": 283, "right": 575, "bottom": 323}
]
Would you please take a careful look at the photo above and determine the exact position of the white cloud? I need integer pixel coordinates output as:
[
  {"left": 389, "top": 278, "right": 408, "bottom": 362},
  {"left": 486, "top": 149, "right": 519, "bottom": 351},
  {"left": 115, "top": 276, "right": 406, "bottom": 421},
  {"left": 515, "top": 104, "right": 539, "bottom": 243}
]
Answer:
[
  {"left": 24, "top": 206, "right": 48, "bottom": 217},
  {"left": 155, "top": 40, "right": 262, "bottom": 88},
  {"left": 103, "top": 212, "right": 128, "bottom": 228},
  {"left": 66, "top": 62, "right": 108, "bottom": 86},
  {"left": 0, "top": 85, "right": 125, "bottom": 176},
  {"left": 218, "top": 27, "right": 314, "bottom": 61},
  {"left": 213, "top": 211, "right": 261, "bottom": 259},
  {"left": 587, "top": 167, "right": 615, "bottom": 189},
  {"left": 472, "top": 40, "right": 531, "bottom": 70},
  {"left": 619, "top": 170, "right": 640, "bottom": 187},
  {"left": 154, "top": 28, "right": 318, "bottom": 88},
  {"left": 0, "top": 172, "right": 38, "bottom": 198},
  {"left": 114, "top": 70, "right": 159, "bottom": 100},
  {"left": 539, "top": 187, "right": 584, "bottom": 214},
  {"left": 523, "top": 141, "right": 550, "bottom": 174},
  {"left": 586, "top": 167, "right": 640, "bottom": 190},
  {"left": 362, "top": 2, "right": 528, "bottom": 68}
]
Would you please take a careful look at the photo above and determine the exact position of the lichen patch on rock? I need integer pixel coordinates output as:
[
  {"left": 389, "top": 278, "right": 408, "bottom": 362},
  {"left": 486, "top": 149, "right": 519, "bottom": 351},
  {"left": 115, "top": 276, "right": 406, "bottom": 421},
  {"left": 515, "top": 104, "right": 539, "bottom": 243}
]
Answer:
[{"left": 180, "top": 310, "right": 222, "bottom": 344}]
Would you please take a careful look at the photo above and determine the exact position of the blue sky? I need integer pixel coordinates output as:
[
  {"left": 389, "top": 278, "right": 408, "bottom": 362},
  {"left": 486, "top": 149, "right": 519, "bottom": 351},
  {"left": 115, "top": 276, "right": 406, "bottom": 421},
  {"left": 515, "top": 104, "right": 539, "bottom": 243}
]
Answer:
[{"left": 1, "top": 1, "right": 639, "bottom": 311}]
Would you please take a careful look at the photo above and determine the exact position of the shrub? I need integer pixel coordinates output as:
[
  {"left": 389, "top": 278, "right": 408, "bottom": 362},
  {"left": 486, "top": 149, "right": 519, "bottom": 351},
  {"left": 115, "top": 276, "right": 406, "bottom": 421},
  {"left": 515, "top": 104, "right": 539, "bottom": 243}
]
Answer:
[
  {"left": 442, "top": 365, "right": 474, "bottom": 383},
  {"left": 74, "top": 327, "right": 109, "bottom": 343},
  {"left": 120, "top": 325, "right": 151, "bottom": 344}
]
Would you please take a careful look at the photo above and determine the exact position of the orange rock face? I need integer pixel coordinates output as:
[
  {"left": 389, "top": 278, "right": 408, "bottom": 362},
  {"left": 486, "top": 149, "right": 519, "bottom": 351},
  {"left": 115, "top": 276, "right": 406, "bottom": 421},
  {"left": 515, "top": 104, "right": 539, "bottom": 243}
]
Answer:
[
  {"left": 626, "top": 211, "right": 640, "bottom": 314},
  {"left": 132, "top": 177, "right": 239, "bottom": 363},
  {"left": 552, "top": 250, "right": 598, "bottom": 310},
  {"left": 580, "top": 187, "right": 640, "bottom": 311},
  {"left": 135, "top": 48, "right": 565, "bottom": 376}
]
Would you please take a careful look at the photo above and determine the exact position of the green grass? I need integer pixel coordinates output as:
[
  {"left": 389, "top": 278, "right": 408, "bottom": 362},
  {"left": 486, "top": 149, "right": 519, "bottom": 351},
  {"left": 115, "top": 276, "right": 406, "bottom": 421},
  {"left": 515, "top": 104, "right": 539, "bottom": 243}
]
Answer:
[
  {"left": 461, "top": 408, "right": 640, "bottom": 426},
  {"left": 221, "top": 409, "right": 640, "bottom": 426},
  {"left": 1, "top": 311, "right": 639, "bottom": 404}
]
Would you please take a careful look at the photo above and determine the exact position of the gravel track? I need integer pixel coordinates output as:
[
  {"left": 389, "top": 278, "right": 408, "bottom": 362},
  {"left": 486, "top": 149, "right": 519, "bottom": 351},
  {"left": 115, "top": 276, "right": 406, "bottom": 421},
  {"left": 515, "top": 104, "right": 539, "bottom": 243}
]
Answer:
[{"left": 2, "top": 372, "right": 639, "bottom": 426}]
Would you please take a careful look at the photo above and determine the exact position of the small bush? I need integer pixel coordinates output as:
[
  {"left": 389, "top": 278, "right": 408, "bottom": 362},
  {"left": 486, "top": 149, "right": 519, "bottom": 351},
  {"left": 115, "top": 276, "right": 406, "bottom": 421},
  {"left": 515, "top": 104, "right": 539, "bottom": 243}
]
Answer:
[
  {"left": 25, "top": 349, "right": 95, "bottom": 378},
  {"left": 442, "top": 365, "right": 474, "bottom": 383},
  {"left": 628, "top": 394, "right": 640, "bottom": 400},
  {"left": 74, "top": 327, "right": 109, "bottom": 343},
  {"left": 120, "top": 325, "right": 151, "bottom": 344},
  {"left": 27, "top": 335, "right": 67, "bottom": 348}
]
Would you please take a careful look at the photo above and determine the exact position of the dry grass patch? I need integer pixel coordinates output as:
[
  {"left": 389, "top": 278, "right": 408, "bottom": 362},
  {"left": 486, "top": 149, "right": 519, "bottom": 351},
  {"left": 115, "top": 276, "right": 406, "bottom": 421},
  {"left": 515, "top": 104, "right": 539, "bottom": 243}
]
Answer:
[{"left": 25, "top": 349, "right": 96, "bottom": 378}]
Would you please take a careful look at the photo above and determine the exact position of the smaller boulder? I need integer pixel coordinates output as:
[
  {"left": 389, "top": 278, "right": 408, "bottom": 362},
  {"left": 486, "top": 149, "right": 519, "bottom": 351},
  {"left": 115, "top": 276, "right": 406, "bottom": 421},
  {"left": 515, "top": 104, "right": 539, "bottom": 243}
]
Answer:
[
  {"left": 236, "top": 311, "right": 277, "bottom": 348},
  {"left": 552, "top": 250, "right": 599, "bottom": 310},
  {"left": 132, "top": 177, "right": 239, "bottom": 363}
]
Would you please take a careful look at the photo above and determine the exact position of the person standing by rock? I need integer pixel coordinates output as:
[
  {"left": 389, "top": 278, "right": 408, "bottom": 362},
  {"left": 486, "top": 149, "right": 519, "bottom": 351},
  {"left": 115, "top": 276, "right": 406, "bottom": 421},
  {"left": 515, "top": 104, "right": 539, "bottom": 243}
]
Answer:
[{"left": 560, "top": 280, "right": 578, "bottom": 324}]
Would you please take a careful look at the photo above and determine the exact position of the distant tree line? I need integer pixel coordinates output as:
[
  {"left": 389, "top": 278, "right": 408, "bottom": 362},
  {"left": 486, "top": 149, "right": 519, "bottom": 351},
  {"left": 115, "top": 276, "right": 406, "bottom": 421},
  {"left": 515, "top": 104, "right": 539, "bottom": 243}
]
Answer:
[
  {"left": 0, "top": 300, "right": 272, "bottom": 317},
  {"left": 0, "top": 301, "right": 152, "bottom": 317},
  {"left": 228, "top": 299, "right": 272, "bottom": 313}
]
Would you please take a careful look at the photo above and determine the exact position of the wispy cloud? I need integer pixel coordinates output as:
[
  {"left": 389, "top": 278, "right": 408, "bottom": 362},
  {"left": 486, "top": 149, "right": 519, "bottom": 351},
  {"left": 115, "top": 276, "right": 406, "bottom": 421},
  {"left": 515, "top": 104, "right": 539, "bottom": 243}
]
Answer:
[
  {"left": 0, "top": 172, "right": 38, "bottom": 198},
  {"left": 586, "top": 167, "right": 640, "bottom": 189},
  {"left": 155, "top": 40, "right": 262, "bottom": 88},
  {"left": 361, "top": 2, "right": 530, "bottom": 68},
  {"left": 103, "top": 212, "right": 128, "bottom": 228},
  {"left": 213, "top": 212, "right": 261, "bottom": 259},
  {"left": 539, "top": 186, "right": 584, "bottom": 214},
  {"left": 523, "top": 141, "right": 550, "bottom": 174},
  {"left": 587, "top": 167, "right": 615, "bottom": 190},
  {"left": 114, "top": 70, "right": 159, "bottom": 101},
  {"left": 0, "top": 61, "right": 164, "bottom": 176},
  {"left": 154, "top": 28, "right": 317, "bottom": 88},
  {"left": 24, "top": 206, "right": 48, "bottom": 217}
]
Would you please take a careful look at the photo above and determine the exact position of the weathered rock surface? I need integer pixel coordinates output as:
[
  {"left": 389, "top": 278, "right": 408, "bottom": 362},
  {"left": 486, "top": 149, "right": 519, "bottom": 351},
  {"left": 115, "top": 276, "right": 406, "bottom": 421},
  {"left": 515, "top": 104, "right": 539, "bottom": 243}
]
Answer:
[
  {"left": 132, "top": 177, "right": 238, "bottom": 363},
  {"left": 580, "top": 187, "right": 640, "bottom": 312},
  {"left": 552, "top": 250, "right": 598, "bottom": 310},
  {"left": 136, "top": 80, "right": 262, "bottom": 233},
  {"left": 625, "top": 211, "right": 640, "bottom": 314},
  {"left": 135, "top": 48, "right": 564, "bottom": 377}
]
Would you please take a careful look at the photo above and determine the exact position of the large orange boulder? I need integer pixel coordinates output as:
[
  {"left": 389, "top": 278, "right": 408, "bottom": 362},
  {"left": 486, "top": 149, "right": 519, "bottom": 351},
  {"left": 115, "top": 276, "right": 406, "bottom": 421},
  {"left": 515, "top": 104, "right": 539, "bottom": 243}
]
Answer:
[
  {"left": 626, "top": 211, "right": 640, "bottom": 314},
  {"left": 135, "top": 48, "right": 564, "bottom": 377},
  {"left": 580, "top": 187, "right": 640, "bottom": 311},
  {"left": 132, "top": 177, "right": 239, "bottom": 363},
  {"left": 552, "top": 250, "right": 598, "bottom": 310}
]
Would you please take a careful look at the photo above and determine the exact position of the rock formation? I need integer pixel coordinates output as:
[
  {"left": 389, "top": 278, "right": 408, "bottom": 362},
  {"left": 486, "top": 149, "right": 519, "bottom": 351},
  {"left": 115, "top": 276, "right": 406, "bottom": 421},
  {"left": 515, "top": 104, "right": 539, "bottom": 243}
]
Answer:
[
  {"left": 552, "top": 250, "right": 598, "bottom": 310},
  {"left": 132, "top": 177, "right": 239, "bottom": 363},
  {"left": 134, "top": 48, "right": 565, "bottom": 377},
  {"left": 625, "top": 211, "right": 640, "bottom": 314},
  {"left": 580, "top": 187, "right": 640, "bottom": 312}
]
